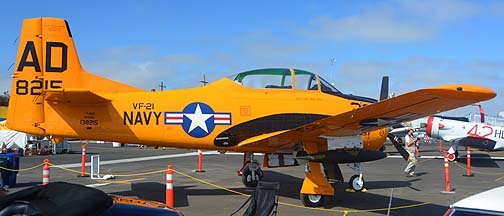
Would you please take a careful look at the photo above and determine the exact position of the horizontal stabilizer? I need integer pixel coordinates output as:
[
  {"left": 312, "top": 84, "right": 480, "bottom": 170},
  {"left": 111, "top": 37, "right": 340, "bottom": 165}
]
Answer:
[{"left": 45, "top": 89, "right": 110, "bottom": 104}]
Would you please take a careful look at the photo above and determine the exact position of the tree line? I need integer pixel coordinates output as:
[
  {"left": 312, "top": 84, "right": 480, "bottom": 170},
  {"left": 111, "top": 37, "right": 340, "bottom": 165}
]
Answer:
[{"left": 0, "top": 91, "right": 9, "bottom": 106}]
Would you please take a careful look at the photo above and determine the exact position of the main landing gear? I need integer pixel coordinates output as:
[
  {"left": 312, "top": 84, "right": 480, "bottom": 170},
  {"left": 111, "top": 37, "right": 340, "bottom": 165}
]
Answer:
[
  {"left": 299, "top": 162, "right": 367, "bottom": 207},
  {"left": 300, "top": 193, "right": 325, "bottom": 207},
  {"left": 239, "top": 153, "right": 264, "bottom": 187},
  {"left": 299, "top": 161, "right": 333, "bottom": 207}
]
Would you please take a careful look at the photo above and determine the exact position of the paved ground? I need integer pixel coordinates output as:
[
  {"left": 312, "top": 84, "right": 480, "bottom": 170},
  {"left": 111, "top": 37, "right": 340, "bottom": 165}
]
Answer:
[{"left": 4, "top": 140, "right": 504, "bottom": 216}]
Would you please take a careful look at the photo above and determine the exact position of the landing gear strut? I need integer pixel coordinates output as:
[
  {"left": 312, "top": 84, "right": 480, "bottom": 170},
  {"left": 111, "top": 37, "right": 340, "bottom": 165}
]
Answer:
[
  {"left": 239, "top": 153, "right": 263, "bottom": 187},
  {"left": 299, "top": 142, "right": 334, "bottom": 207},
  {"left": 347, "top": 163, "right": 365, "bottom": 191}
]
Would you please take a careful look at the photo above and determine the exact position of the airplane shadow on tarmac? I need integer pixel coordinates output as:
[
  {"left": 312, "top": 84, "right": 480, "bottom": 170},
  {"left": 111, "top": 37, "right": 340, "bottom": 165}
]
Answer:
[
  {"left": 457, "top": 153, "right": 501, "bottom": 168},
  {"left": 12, "top": 182, "right": 40, "bottom": 188},
  {"left": 111, "top": 171, "right": 448, "bottom": 215}
]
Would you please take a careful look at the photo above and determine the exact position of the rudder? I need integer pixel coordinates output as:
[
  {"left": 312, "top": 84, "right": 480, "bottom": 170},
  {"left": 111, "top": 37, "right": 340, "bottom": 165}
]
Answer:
[{"left": 7, "top": 17, "right": 142, "bottom": 135}]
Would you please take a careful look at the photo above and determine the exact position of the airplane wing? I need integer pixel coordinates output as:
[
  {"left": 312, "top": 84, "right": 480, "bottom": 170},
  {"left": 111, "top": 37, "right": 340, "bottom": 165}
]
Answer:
[
  {"left": 45, "top": 89, "right": 110, "bottom": 104},
  {"left": 237, "top": 84, "right": 495, "bottom": 150}
]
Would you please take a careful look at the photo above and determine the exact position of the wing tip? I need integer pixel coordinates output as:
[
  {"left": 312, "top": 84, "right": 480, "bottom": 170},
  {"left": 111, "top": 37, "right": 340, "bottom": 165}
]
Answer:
[{"left": 425, "top": 84, "right": 496, "bottom": 101}]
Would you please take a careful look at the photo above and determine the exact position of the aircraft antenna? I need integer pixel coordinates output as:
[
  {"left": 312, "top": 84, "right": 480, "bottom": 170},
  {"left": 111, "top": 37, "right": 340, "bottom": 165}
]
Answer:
[
  {"left": 12, "top": 37, "right": 19, "bottom": 45},
  {"left": 200, "top": 75, "right": 208, "bottom": 86},
  {"left": 7, "top": 63, "right": 14, "bottom": 73},
  {"left": 330, "top": 58, "right": 336, "bottom": 82},
  {"left": 159, "top": 81, "right": 166, "bottom": 91}
]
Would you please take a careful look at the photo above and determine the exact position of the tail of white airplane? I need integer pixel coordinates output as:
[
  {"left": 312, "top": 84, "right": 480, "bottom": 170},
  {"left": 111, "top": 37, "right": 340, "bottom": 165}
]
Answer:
[{"left": 7, "top": 17, "right": 143, "bottom": 137}]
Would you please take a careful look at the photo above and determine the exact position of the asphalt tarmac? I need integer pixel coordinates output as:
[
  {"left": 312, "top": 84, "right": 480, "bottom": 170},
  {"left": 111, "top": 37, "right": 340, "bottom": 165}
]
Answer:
[{"left": 5, "top": 140, "right": 504, "bottom": 216}]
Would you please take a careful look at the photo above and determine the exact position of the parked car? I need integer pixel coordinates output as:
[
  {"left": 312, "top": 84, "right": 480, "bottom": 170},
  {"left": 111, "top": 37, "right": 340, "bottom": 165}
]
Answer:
[
  {"left": 0, "top": 182, "right": 183, "bottom": 216},
  {"left": 444, "top": 186, "right": 504, "bottom": 216}
]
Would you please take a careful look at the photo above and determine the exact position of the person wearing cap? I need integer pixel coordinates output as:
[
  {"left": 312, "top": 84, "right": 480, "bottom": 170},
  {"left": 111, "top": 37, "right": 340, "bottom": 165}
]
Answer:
[{"left": 404, "top": 128, "right": 419, "bottom": 176}]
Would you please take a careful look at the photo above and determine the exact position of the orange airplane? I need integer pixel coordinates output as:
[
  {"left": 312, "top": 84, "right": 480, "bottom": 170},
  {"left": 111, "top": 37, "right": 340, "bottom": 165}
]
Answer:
[{"left": 7, "top": 18, "right": 496, "bottom": 207}]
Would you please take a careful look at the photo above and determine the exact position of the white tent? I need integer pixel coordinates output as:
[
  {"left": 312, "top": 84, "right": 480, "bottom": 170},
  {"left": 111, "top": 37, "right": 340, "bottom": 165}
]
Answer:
[{"left": 0, "top": 120, "right": 30, "bottom": 149}]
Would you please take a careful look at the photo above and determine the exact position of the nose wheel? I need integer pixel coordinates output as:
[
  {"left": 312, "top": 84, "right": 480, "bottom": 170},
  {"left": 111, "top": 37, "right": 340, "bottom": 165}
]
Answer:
[
  {"left": 346, "top": 163, "right": 366, "bottom": 192},
  {"left": 349, "top": 174, "right": 365, "bottom": 191}
]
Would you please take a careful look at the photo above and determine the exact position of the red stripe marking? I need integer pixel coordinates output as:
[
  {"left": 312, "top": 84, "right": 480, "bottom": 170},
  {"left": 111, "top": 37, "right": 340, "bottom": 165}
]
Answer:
[{"left": 214, "top": 117, "right": 230, "bottom": 120}]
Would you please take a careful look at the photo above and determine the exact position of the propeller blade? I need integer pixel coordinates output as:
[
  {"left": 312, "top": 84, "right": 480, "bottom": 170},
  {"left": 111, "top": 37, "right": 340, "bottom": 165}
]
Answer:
[
  {"left": 379, "top": 75, "right": 389, "bottom": 101},
  {"left": 387, "top": 133, "right": 409, "bottom": 161}
]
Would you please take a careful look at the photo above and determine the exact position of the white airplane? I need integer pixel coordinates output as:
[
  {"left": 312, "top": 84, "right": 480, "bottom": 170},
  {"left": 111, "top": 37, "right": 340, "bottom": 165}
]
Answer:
[{"left": 426, "top": 114, "right": 504, "bottom": 161}]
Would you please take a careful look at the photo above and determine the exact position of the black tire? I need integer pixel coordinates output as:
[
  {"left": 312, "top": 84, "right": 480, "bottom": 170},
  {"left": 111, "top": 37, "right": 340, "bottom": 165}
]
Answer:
[
  {"left": 241, "top": 168, "right": 262, "bottom": 187},
  {"left": 300, "top": 193, "right": 325, "bottom": 207},
  {"left": 349, "top": 175, "right": 365, "bottom": 191}
]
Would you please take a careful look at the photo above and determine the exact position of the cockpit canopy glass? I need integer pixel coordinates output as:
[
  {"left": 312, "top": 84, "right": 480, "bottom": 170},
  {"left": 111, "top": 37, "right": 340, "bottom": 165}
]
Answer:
[
  {"left": 319, "top": 77, "right": 341, "bottom": 94},
  {"left": 230, "top": 68, "right": 322, "bottom": 91},
  {"left": 228, "top": 68, "right": 376, "bottom": 102}
]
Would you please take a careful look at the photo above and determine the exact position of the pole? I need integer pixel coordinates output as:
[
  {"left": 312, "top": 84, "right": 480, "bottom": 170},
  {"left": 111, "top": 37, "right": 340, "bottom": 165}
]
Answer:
[
  {"left": 463, "top": 146, "right": 474, "bottom": 177},
  {"left": 166, "top": 165, "right": 174, "bottom": 207},
  {"left": 196, "top": 150, "right": 205, "bottom": 172},
  {"left": 444, "top": 151, "right": 450, "bottom": 192},
  {"left": 42, "top": 159, "right": 50, "bottom": 185},
  {"left": 439, "top": 141, "right": 443, "bottom": 153},
  {"left": 441, "top": 151, "right": 455, "bottom": 194},
  {"left": 78, "top": 142, "right": 89, "bottom": 177}
]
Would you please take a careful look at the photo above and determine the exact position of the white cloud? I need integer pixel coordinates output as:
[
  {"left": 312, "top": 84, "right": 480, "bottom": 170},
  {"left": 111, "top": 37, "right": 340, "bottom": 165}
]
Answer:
[
  {"left": 236, "top": 30, "right": 312, "bottom": 58},
  {"left": 305, "top": 14, "right": 433, "bottom": 43},
  {"left": 161, "top": 54, "right": 202, "bottom": 65},
  {"left": 335, "top": 57, "right": 504, "bottom": 116},
  {"left": 99, "top": 46, "right": 157, "bottom": 60},
  {"left": 301, "top": 0, "right": 481, "bottom": 43},
  {"left": 396, "top": 0, "right": 479, "bottom": 23},
  {"left": 488, "top": 1, "right": 504, "bottom": 16}
]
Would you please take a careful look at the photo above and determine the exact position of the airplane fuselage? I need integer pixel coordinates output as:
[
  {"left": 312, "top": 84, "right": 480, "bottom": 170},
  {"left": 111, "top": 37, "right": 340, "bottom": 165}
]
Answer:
[
  {"left": 39, "top": 78, "right": 386, "bottom": 153},
  {"left": 427, "top": 116, "right": 504, "bottom": 151}
]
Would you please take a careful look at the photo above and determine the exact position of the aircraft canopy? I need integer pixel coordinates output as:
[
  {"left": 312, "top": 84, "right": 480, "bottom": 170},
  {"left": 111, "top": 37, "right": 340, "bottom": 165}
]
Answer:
[
  {"left": 230, "top": 68, "right": 340, "bottom": 92},
  {"left": 229, "top": 68, "right": 376, "bottom": 103}
]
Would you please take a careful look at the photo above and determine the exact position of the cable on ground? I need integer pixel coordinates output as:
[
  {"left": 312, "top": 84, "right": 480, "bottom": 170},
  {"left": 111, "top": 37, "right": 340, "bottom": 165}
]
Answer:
[
  {"left": 171, "top": 168, "right": 431, "bottom": 215},
  {"left": 0, "top": 163, "right": 44, "bottom": 172}
]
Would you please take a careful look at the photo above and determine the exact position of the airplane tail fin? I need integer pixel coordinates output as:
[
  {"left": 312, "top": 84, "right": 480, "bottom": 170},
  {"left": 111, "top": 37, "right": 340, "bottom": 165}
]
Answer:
[{"left": 7, "top": 17, "right": 143, "bottom": 135}]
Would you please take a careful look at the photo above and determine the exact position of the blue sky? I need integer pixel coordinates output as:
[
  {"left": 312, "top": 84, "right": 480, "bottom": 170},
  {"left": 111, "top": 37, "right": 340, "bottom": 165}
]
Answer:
[{"left": 1, "top": 0, "right": 503, "bottom": 117}]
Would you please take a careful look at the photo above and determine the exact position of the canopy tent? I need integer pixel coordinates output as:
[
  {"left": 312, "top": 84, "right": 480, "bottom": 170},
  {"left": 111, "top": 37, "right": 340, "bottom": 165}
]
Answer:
[{"left": 0, "top": 121, "right": 30, "bottom": 149}]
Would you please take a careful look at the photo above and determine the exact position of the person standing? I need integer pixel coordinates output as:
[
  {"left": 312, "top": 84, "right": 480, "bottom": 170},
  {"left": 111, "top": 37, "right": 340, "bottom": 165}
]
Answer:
[{"left": 404, "top": 128, "right": 418, "bottom": 176}]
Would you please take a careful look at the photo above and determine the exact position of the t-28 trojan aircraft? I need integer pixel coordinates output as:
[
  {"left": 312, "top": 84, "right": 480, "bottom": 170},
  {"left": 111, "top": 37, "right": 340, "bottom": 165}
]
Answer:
[{"left": 7, "top": 18, "right": 496, "bottom": 207}]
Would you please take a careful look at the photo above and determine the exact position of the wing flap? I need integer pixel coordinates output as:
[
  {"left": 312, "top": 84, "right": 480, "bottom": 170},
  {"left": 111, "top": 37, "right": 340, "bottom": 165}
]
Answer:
[{"left": 45, "top": 89, "right": 110, "bottom": 104}]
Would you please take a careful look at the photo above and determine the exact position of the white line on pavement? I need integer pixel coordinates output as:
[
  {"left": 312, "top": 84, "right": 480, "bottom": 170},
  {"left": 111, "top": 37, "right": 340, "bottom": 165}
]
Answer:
[{"left": 55, "top": 151, "right": 504, "bottom": 169}]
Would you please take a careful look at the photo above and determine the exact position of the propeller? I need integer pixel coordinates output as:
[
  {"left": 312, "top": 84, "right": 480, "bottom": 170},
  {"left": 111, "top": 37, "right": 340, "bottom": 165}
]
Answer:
[
  {"left": 379, "top": 75, "right": 409, "bottom": 160},
  {"left": 387, "top": 134, "right": 409, "bottom": 160},
  {"left": 379, "top": 75, "right": 389, "bottom": 101}
]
